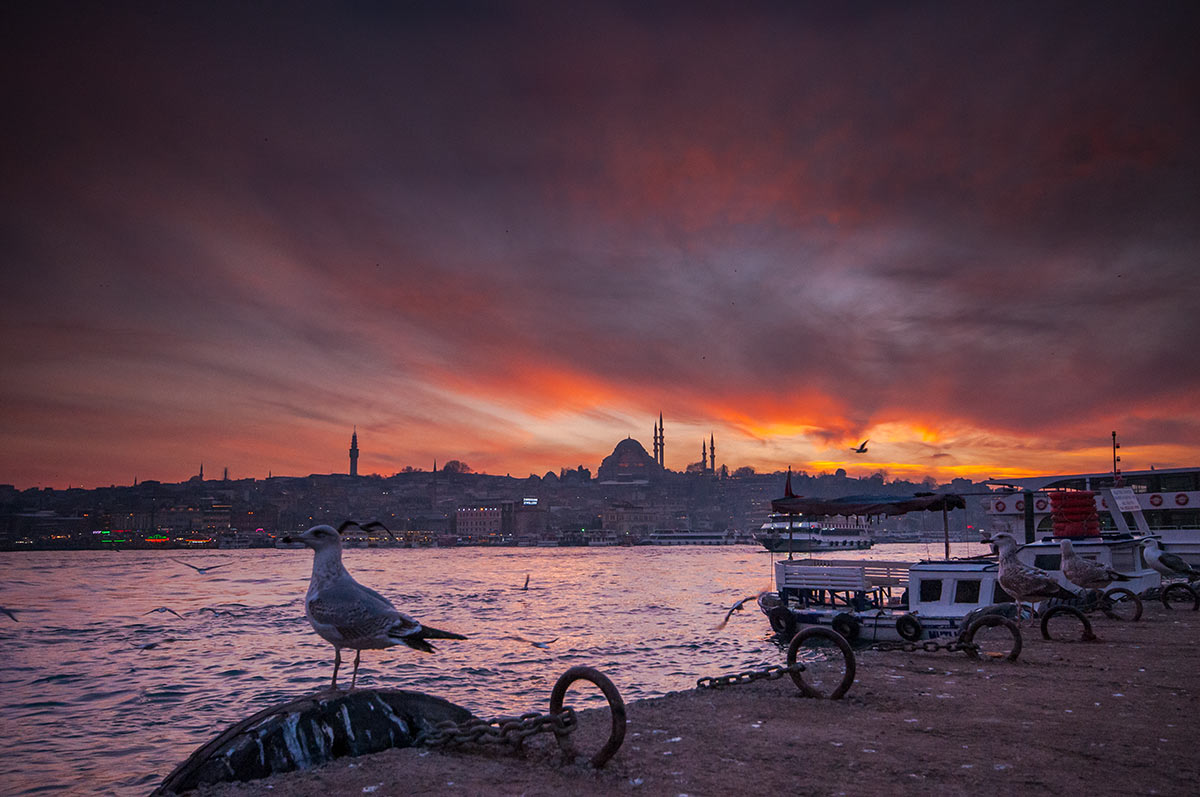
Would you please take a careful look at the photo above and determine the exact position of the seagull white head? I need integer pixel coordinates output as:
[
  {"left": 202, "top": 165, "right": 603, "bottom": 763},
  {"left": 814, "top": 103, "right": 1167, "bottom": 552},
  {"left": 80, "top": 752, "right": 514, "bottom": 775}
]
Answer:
[{"left": 283, "top": 524, "right": 342, "bottom": 551}]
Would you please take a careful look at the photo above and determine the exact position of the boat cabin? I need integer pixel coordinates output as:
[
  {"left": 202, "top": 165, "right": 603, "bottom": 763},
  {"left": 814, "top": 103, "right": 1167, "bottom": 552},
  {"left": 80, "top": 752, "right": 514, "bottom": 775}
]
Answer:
[{"left": 1012, "top": 533, "right": 1159, "bottom": 594}]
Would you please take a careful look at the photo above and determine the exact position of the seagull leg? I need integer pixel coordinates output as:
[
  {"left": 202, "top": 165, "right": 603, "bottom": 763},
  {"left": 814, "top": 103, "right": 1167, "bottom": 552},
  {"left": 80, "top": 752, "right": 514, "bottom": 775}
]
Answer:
[
  {"left": 350, "top": 649, "right": 362, "bottom": 689},
  {"left": 331, "top": 647, "right": 342, "bottom": 690}
]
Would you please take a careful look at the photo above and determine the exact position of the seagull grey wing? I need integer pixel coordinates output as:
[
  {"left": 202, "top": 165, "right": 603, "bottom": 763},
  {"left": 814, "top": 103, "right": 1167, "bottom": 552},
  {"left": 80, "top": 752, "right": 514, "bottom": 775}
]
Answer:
[
  {"left": 306, "top": 593, "right": 403, "bottom": 644},
  {"left": 1159, "top": 551, "right": 1193, "bottom": 572}
]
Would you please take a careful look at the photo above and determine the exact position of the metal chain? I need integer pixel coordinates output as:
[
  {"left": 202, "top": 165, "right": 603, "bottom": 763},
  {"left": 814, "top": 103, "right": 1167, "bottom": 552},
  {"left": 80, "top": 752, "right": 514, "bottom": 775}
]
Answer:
[
  {"left": 868, "top": 638, "right": 978, "bottom": 654},
  {"left": 420, "top": 707, "right": 578, "bottom": 749},
  {"left": 696, "top": 662, "right": 804, "bottom": 690}
]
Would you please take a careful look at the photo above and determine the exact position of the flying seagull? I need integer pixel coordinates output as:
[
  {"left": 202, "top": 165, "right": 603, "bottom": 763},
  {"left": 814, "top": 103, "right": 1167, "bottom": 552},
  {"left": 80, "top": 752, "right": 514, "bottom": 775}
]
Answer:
[
  {"left": 1142, "top": 538, "right": 1200, "bottom": 581},
  {"left": 521, "top": 573, "right": 530, "bottom": 591},
  {"left": 506, "top": 634, "right": 557, "bottom": 649},
  {"left": 851, "top": 440, "right": 869, "bottom": 454},
  {"left": 0, "top": 606, "right": 17, "bottom": 622},
  {"left": 986, "top": 532, "right": 1078, "bottom": 620},
  {"left": 1059, "top": 538, "right": 1133, "bottom": 590},
  {"left": 717, "top": 591, "right": 771, "bottom": 630},
  {"left": 171, "top": 558, "right": 232, "bottom": 575},
  {"left": 143, "top": 606, "right": 183, "bottom": 619},
  {"left": 283, "top": 520, "right": 467, "bottom": 690}
]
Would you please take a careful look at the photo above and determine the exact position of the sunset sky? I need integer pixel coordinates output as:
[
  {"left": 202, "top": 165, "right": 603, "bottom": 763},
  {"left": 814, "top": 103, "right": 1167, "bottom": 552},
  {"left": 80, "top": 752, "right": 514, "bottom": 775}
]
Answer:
[{"left": 4, "top": 2, "right": 1199, "bottom": 489}]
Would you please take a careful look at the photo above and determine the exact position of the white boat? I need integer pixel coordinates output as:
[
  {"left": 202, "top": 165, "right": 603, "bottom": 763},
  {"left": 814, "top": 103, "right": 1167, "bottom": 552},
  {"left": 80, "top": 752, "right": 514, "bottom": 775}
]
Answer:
[
  {"left": 759, "top": 556, "right": 1006, "bottom": 643},
  {"left": 760, "top": 533, "right": 1159, "bottom": 643},
  {"left": 984, "top": 466, "right": 1200, "bottom": 564},
  {"left": 755, "top": 516, "right": 873, "bottom": 552},
  {"left": 647, "top": 528, "right": 750, "bottom": 545}
]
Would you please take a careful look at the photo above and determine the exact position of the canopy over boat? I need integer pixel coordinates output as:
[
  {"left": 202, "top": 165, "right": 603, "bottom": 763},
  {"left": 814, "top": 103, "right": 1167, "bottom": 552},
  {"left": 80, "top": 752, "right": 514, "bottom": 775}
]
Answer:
[{"left": 770, "top": 492, "right": 966, "bottom": 517}]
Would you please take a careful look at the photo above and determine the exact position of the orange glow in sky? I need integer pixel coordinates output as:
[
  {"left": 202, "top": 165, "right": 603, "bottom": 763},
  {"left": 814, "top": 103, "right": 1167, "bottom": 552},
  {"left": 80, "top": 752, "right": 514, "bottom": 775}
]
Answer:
[{"left": 2, "top": 4, "right": 1198, "bottom": 489}]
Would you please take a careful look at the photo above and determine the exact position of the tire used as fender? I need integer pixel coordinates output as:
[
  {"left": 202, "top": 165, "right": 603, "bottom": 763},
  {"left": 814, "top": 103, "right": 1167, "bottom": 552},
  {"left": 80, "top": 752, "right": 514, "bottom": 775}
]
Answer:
[
  {"left": 895, "top": 613, "right": 923, "bottom": 641},
  {"left": 769, "top": 606, "right": 797, "bottom": 638},
  {"left": 831, "top": 612, "right": 861, "bottom": 642}
]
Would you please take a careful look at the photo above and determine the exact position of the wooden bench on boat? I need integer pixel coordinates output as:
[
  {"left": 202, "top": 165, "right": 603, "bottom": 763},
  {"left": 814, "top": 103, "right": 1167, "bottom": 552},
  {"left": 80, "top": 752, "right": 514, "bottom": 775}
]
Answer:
[{"left": 775, "top": 559, "right": 913, "bottom": 608}]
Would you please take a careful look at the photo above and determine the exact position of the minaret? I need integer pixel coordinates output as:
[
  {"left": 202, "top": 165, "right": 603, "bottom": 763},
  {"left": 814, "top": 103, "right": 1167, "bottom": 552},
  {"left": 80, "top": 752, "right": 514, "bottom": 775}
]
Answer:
[
  {"left": 709, "top": 433, "right": 716, "bottom": 475},
  {"left": 349, "top": 427, "right": 359, "bottom": 477},
  {"left": 702, "top": 440, "right": 707, "bottom": 472},
  {"left": 657, "top": 413, "right": 665, "bottom": 467}
]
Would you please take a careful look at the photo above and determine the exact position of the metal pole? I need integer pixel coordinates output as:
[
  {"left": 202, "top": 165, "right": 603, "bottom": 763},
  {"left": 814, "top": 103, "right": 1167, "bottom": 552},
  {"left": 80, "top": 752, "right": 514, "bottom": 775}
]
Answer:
[{"left": 943, "top": 503, "right": 950, "bottom": 560}]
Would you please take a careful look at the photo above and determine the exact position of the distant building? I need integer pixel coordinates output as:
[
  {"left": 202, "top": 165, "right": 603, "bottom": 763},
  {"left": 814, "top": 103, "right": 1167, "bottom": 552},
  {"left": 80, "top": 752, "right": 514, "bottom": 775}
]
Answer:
[
  {"left": 349, "top": 428, "right": 359, "bottom": 477},
  {"left": 596, "top": 437, "right": 664, "bottom": 484}
]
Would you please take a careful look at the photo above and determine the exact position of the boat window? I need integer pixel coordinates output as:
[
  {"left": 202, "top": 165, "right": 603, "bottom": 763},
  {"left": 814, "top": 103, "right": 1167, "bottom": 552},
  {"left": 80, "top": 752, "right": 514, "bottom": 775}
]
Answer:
[
  {"left": 954, "top": 580, "right": 982, "bottom": 603},
  {"left": 918, "top": 579, "right": 943, "bottom": 603},
  {"left": 993, "top": 582, "right": 1013, "bottom": 603},
  {"left": 1034, "top": 553, "right": 1061, "bottom": 570},
  {"left": 1160, "top": 473, "right": 1199, "bottom": 492}
]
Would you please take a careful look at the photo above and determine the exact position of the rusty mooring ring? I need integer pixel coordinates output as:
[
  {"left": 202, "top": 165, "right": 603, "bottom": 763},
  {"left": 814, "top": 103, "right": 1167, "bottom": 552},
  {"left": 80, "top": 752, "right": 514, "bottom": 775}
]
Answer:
[{"left": 548, "top": 665, "right": 626, "bottom": 768}]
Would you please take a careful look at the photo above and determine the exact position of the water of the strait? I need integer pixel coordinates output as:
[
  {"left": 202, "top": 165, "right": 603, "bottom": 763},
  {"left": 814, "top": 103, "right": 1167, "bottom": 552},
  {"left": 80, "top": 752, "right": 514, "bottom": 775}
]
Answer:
[{"left": 0, "top": 541, "right": 988, "bottom": 795}]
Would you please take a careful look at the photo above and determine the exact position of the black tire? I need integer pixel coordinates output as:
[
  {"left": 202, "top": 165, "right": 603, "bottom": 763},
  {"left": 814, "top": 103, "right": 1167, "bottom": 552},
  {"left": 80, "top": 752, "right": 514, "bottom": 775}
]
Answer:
[
  {"left": 786, "top": 627, "right": 856, "bottom": 700},
  {"left": 960, "top": 615, "right": 1022, "bottom": 661},
  {"left": 831, "top": 612, "right": 861, "bottom": 642},
  {"left": 769, "top": 606, "right": 797, "bottom": 638},
  {"left": 1161, "top": 582, "right": 1200, "bottom": 611},
  {"left": 1040, "top": 604, "right": 1097, "bottom": 642},
  {"left": 1101, "top": 587, "right": 1143, "bottom": 621},
  {"left": 895, "top": 613, "right": 923, "bottom": 641}
]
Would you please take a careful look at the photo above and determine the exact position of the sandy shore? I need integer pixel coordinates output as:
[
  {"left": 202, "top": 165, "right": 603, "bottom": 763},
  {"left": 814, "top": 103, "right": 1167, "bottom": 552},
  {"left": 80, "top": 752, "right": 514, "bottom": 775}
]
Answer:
[{"left": 191, "top": 605, "right": 1200, "bottom": 796}]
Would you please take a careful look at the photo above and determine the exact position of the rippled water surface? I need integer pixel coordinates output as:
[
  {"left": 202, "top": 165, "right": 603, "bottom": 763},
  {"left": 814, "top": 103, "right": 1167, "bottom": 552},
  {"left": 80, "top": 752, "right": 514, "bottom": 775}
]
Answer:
[{"left": 0, "top": 542, "right": 987, "bottom": 794}]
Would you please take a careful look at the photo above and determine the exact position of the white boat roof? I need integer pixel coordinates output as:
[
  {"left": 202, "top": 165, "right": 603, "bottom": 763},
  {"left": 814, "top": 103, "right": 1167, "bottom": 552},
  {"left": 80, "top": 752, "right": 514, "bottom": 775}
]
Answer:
[
  {"left": 909, "top": 559, "right": 997, "bottom": 573},
  {"left": 984, "top": 466, "right": 1197, "bottom": 492}
]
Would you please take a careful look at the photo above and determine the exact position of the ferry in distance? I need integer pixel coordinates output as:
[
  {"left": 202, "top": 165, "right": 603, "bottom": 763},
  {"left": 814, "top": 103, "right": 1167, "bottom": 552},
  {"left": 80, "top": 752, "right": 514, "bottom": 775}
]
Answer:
[{"left": 755, "top": 514, "right": 873, "bottom": 553}]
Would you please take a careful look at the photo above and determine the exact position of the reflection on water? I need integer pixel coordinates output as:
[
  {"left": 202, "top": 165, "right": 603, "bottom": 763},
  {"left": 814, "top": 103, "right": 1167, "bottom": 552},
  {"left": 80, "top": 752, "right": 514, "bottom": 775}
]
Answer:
[{"left": 0, "top": 542, "right": 987, "bottom": 794}]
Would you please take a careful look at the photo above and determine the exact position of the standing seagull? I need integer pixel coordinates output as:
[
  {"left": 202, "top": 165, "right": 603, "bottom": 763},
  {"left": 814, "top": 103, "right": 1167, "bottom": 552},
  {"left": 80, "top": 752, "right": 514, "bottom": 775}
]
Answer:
[
  {"left": 1059, "top": 538, "right": 1133, "bottom": 590},
  {"left": 283, "top": 521, "right": 466, "bottom": 690},
  {"left": 1142, "top": 538, "right": 1200, "bottom": 581},
  {"left": 987, "top": 532, "right": 1078, "bottom": 620}
]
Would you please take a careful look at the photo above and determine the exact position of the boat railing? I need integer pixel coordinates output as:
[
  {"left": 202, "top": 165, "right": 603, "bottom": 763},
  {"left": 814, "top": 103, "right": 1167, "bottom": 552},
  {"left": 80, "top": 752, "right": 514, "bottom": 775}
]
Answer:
[{"left": 785, "top": 558, "right": 912, "bottom": 589}]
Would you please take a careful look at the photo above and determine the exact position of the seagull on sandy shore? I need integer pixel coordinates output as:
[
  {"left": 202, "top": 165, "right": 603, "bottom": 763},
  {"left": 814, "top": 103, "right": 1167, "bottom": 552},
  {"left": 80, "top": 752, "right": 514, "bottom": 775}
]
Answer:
[
  {"left": 1142, "top": 539, "right": 1200, "bottom": 581},
  {"left": 143, "top": 606, "right": 183, "bottom": 619},
  {"left": 1059, "top": 538, "right": 1133, "bottom": 590},
  {"left": 171, "top": 558, "right": 232, "bottom": 575},
  {"left": 986, "top": 532, "right": 1078, "bottom": 620},
  {"left": 283, "top": 520, "right": 467, "bottom": 690}
]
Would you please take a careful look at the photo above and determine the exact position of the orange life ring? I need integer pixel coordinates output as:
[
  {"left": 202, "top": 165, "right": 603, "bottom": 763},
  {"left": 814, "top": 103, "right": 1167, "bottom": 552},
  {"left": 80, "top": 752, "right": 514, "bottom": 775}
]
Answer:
[
  {"left": 1149, "top": 494, "right": 1163, "bottom": 507},
  {"left": 995, "top": 500, "right": 1006, "bottom": 512},
  {"left": 1177, "top": 493, "right": 1190, "bottom": 506},
  {"left": 1015, "top": 500, "right": 1025, "bottom": 512},
  {"left": 1035, "top": 499, "right": 1048, "bottom": 511}
]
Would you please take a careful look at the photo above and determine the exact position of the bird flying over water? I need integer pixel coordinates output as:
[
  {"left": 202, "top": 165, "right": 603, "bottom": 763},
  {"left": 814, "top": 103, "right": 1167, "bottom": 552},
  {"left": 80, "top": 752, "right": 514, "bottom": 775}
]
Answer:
[
  {"left": 0, "top": 606, "right": 17, "bottom": 622},
  {"left": 987, "top": 532, "right": 1078, "bottom": 618},
  {"left": 851, "top": 440, "right": 869, "bottom": 453},
  {"left": 1142, "top": 538, "right": 1200, "bottom": 581},
  {"left": 521, "top": 573, "right": 530, "bottom": 590},
  {"left": 506, "top": 634, "right": 557, "bottom": 649},
  {"left": 171, "top": 558, "right": 231, "bottom": 575},
  {"left": 144, "top": 606, "right": 183, "bottom": 619},
  {"left": 283, "top": 520, "right": 466, "bottom": 690},
  {"left": 717, "top": 590, "right": 771, "bottom": 630},
  {"left": 1059, "top": 538, "right": 1132, "bottom": 590}
]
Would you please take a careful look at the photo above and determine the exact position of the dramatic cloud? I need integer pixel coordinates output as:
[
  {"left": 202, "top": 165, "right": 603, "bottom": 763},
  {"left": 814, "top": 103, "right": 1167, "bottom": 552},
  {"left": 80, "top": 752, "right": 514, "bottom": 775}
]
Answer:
[{"left": 3, "top": 2, "right": 1198, "bottom": 487}]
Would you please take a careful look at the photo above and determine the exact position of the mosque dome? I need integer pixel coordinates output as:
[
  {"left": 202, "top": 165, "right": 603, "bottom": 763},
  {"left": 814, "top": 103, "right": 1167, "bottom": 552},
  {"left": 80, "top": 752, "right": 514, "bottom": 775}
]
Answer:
[{"left": 597, "top": 437, "right": 663, "bottom": 483}]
